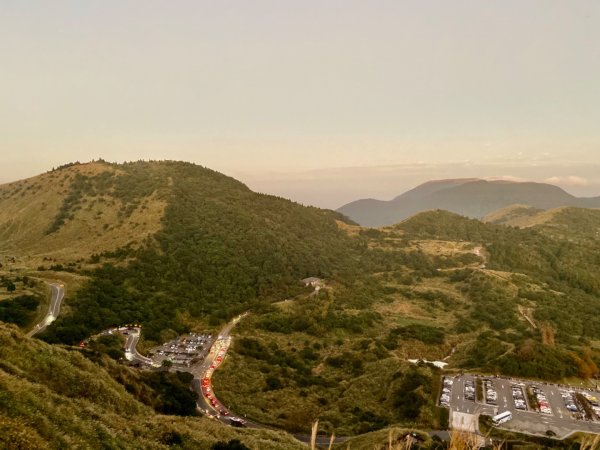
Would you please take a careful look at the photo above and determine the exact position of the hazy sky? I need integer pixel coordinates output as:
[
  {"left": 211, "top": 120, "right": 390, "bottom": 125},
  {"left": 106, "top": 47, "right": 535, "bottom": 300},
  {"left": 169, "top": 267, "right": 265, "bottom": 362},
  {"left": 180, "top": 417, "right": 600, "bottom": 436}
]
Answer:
[{"left": 2, "top": 1, "right": 600, "bottom": 208}]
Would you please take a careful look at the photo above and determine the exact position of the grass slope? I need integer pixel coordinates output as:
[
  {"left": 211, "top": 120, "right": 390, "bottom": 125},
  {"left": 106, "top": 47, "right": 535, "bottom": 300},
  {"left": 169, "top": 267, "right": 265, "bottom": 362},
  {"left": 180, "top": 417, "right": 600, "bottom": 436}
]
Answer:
[
  {"left": 0, "top": 323, "right": 304, "bottom": 450},
  {"left": 0, "top": 161, "right": 166, "bottom": 265}
]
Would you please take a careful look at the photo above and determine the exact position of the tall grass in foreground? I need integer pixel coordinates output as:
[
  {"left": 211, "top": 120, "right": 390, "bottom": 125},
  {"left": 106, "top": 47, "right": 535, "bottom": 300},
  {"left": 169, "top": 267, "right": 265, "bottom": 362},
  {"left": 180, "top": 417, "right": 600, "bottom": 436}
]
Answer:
[
  {"left": 311, "top": 420, "right": 319, "bottom": 450},
  {"left": 448, "top": 429, "right": 482, "bottom": 450},
  {"left": 311, "top": 421, "right": 600, "bottom": 450},
  {"left": 580, "top": 434, "right": 600, "bottom": 450},
  {"left": 311, "top": 420, "right": 511, "bottom": 450}
]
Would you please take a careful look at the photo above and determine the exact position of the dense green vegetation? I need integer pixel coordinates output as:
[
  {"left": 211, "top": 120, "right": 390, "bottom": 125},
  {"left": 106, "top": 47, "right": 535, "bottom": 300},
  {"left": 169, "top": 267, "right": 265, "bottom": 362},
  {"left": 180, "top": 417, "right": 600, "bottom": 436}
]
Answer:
[
  {"left": 210, "top": 207, "right": 600, "bottom": 433},
  {"left": 212, "top": 276, "right": 450, "bottom": 434},
  {"left": 397, "top": 210, "right": 600, "bottom": 297},
  {"left": 385, "top": 324, "right": 445, "bottom": 347},
  {"left": 397, "top": 210, "right": 600, "bottom": 379},
  {"left": 80, "top": 334, "right": 198, "bottom": 416},
  {"left": 42, "top": 161, "right": 370, "bottom": 344},
  {"left": 0, "top": 294, "right": 40, "bottom": 327},
  {"left": 139, "top": 371, "right": 198, "bottom": 416},
  {"left": 214, "top": 324, "right": 445, "bottom": 435}
]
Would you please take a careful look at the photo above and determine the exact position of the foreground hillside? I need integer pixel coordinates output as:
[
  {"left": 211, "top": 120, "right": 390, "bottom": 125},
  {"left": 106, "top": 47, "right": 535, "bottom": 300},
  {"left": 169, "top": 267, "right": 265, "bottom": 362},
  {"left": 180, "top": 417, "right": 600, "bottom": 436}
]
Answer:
[
  {"left": 337, "top": 178, "right": 600, "bottom": 227},
  {"left": 0, "top": 323, "right": 303, "bottom": 450}
]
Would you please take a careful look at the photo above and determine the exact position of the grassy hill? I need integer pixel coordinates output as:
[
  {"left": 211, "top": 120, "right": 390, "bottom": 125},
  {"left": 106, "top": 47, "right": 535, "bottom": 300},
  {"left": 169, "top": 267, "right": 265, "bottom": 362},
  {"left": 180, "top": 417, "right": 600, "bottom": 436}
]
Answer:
[
  {"left": 483, "top": 204, "right": 548, "bottom": 227},
  {"left": 0, "top": 161, "right": 166, "bottom": 266}
]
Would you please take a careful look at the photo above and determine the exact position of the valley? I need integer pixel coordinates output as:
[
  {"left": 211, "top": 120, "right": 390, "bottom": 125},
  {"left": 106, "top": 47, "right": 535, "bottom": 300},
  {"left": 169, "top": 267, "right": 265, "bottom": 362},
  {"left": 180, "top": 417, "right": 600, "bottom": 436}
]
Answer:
[{"left": 2, "top": 161, "right": 600, "bottom": 449}]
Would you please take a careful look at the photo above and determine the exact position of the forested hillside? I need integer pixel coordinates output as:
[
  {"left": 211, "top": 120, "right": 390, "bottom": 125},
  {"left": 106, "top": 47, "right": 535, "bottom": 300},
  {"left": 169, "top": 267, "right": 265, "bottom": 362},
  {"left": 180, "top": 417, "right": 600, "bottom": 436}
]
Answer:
[
  {"left": 37, "top": 161, "right": 363, "bottom": 344},
  {"left": 214, "top": 209, "right": 600, "bottom": 433},
  {"left": 394, "top": 210, "right": 600, "bottom": 378}
]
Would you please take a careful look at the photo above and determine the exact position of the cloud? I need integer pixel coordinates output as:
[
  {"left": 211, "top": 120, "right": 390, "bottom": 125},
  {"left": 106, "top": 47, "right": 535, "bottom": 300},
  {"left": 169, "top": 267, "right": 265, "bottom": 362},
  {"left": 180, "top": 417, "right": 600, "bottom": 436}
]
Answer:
[
  {"left": 544, "top": 176, "right": 590, "bottom": 187},
  {"left": 239, "top": 162, "right": 600, "bottom": 209}
]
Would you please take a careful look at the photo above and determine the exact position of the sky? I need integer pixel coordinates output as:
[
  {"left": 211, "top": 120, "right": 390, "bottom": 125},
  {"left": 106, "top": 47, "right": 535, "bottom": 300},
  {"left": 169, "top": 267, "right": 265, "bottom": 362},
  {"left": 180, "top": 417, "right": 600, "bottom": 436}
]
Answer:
[{"left": 1, "top": 1, "right": 600, "bottom": 208}]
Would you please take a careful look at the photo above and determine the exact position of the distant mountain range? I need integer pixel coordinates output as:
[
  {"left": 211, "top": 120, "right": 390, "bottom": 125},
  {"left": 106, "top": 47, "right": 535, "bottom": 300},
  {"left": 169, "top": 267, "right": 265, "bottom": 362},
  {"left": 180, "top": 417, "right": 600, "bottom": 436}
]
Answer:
[{"left": 337, "top": 178, "right": 600, "bottom": 227}]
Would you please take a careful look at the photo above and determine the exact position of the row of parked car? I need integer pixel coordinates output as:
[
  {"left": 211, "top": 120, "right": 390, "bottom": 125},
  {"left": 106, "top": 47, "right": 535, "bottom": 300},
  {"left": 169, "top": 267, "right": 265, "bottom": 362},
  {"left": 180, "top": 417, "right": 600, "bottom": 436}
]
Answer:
[
  {"left": 561, "top": 390, "right": 580, "bottom": 413},
  {"left": 531, "top": 386, "right": 552, "bottom": 414},
  {"left": 440, "top": 377, "right": 453, "bottom": 406},
  {"left": 464, "top": 379, "right": 476, "bottom": 401},
  {"left": 484, "top": 379, "right": 497, "bottom": 405},
  {"left": 512, "top": 385, "right": 528, "bottom": 411}
]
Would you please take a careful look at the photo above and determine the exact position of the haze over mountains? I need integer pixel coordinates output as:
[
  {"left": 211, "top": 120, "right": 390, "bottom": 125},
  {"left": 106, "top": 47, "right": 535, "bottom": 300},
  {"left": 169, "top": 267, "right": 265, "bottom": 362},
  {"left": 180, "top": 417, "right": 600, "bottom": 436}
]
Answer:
[{"left": 337, "top": 178, "right": 600, "bottom": 227}]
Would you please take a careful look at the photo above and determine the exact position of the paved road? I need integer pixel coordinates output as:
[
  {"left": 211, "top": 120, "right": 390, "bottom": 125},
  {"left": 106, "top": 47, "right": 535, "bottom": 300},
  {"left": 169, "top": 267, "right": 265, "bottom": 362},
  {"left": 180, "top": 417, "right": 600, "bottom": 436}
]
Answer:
[
  {"left": 123, "top": 327, "right": 159, "bottom": 367},
  {"left": 26, "top": 282, "right": 65, "bottom": 337},
  {"left": 191, "top": 314, "right": 247, "bottom": 422},
  {"left": 445, "top": 374, "right": 600, "bottom": 439}
]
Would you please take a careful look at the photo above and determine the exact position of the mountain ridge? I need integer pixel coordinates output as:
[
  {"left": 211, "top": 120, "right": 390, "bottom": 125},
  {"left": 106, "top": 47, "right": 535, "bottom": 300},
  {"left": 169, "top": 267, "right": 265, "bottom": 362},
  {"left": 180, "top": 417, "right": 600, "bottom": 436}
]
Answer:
[{"left": 337, "top": 178, "right": 600, "bottom": 227}]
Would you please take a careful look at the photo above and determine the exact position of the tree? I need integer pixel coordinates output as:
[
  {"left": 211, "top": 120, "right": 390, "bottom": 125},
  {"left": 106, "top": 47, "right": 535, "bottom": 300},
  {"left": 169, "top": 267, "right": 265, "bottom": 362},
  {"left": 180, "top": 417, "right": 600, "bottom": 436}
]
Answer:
[{"left": 5, "top": 280, "right": 16, "bottom": 292}]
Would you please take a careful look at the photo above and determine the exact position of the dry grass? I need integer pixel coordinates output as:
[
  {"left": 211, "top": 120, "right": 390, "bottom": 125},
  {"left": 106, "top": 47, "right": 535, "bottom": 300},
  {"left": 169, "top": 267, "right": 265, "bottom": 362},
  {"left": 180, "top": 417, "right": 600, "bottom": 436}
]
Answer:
[
  {"left": 483, "top": 204, "right": 566, "bottom": 228},
  {"left": 0, "top": 162, "right": 165, "bottom": 266},
  {"left": 311, "top": 419, "right": 319, "bottom": 450},
  {"left": 412, "top": 240, "right": 477, "bottom": 259},
  {"left": 579, "top": 433, "right": 600, "bottom": 450},
  {"left": 448, "top": 430, "right": 484, "bottom": 450},
  {"left": 335, "top": 220, "right": 362, "bottom": 237},
  {"left": 328, "top": 427, "right": 432, "bottom": 450},
  {"left": 539, "top": 322, "right": 556, "bottom": 346}
]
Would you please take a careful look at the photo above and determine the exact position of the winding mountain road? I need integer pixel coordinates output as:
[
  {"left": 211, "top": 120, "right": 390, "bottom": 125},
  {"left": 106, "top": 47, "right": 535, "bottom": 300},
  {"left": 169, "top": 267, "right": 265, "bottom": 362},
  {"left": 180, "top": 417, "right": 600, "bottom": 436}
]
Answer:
[
  {"left": 46, "top": 282, "right": 447, "bottom": 445},
  {"left": 26, "top": 282, "right": 65, "bottom": 338},
  {"left": 123, "top": 327, "right": 159, "bottom": 367},
  {"left": 192, "top": 314, "right": 246, "bottom": 420}
]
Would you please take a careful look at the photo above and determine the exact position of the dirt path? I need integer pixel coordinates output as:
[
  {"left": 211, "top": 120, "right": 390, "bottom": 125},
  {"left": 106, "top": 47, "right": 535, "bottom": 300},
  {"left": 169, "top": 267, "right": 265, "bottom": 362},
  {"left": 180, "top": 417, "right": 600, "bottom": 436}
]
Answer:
[{"left": 518, "top": 305, "right": 537, "bottom": 329}]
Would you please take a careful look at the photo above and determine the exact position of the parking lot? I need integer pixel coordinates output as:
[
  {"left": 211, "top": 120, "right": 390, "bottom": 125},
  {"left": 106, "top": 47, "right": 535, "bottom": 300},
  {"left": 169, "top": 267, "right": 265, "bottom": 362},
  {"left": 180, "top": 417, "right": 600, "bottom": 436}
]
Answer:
[
  {"left": 149, "top": 333, "right": 214, "bottom": 367},
  {"left": 441, "top": 374, "right": 600, "bottom": 438}
]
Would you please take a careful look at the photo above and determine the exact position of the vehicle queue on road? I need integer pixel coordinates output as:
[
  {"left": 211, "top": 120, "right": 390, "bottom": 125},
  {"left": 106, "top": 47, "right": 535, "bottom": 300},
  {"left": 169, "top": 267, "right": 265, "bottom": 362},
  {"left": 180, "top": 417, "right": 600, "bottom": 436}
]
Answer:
[{"left": 199, "top": 335, "right": 247, "bottom": 426}]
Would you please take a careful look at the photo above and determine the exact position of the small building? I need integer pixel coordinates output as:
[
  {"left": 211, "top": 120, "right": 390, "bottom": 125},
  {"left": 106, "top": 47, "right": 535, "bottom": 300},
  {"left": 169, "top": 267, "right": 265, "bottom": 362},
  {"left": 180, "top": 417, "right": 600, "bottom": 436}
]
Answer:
[{"left": 301, "top": 277, "right": 322, "bottom": 287}]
